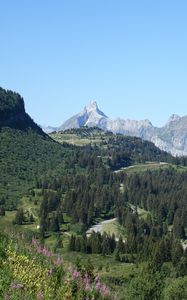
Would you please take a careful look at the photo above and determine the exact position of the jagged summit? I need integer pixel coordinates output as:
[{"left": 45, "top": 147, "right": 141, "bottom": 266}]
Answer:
[
  {"left": 58, "top": 101, "right": 108, "bottom": 131},
  {"left": 166, "top": 114, "right": 181, "bottom": 125},
  {"left": 84, "top": 101, "right": 108, "bottom": 118},
  {"left": 84, "top": 101, "right": 98, "bottom": 112}
]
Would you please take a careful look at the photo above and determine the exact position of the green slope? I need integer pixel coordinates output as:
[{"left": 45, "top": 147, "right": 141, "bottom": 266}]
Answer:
[{"left": 0, "top": 88, "right": 74, "bottom": 208}]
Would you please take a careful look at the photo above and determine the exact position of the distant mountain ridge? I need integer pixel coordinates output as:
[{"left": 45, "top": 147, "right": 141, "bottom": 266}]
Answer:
[{"left": 43, "top": 101, "right": 187, "bottom": 156}]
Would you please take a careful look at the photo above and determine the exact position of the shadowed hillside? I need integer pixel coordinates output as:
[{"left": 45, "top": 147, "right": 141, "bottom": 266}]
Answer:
[{"left": 0, "top": 88, "right": 74, "bottom": 208}]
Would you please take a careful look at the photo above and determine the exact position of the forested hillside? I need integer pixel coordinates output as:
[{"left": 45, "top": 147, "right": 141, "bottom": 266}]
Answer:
[
  {"left": 1, "top": 88, "right": 187, "bottom": 299},
  {"left": 0, "top": 88, "right": 181, "bottom": 209}
]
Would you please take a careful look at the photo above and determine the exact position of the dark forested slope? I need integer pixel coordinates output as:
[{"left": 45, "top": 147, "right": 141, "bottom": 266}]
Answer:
[{"left": 0, "top": 88, "right": 75, "bottom": 208}]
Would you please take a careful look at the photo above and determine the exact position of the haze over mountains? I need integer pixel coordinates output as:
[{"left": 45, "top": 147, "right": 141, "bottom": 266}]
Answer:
[{"left": 43, "top": 101, "right": 187, "bottom": 156}]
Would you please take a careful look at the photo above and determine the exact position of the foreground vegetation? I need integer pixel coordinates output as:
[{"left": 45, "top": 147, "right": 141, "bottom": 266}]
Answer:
[
  {"left": 0, "top": 231, "right": 113, "bottom": 300},
  {"left": 1, "top": 226, "right": 187, "bottom": 300}
]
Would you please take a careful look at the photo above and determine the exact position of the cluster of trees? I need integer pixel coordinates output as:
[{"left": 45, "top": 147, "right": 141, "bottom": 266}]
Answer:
[
  {"left": 63, "top": 174, "right": 120, "bottom": 227},
  {"left": 36, "top": 163, "right": 120, "bottom": 231},
  {"left": 37, "top": 169, "right": 120, "bottom": 237},
  {"left": 39, "top": 190, "right": 64, "bottom": 237},
  {"left": 35, "top": 153, "right": 187, "bottom": 253},
  {"left": 0, "top": 87, "right": 25, "bottom": 122},
  {"left": 106, "top": 135, "right": 175, "bottom": 169},
  {"left": 69, "top": 232, "right": 116, "bottom": 255},
  {"left": 115, "top": 202, "right": 187, "bottom": 272},
  {"left": 13, "top": 208, "right": 34, "bottom": 225},
  {"left": 66, "top": 192, "right": 187, "bottom": 277},
  {"left": 121, "top": 168, "right": 187, "bottom": 239},
  {"left": 61, "top": 126, "right": 104, "bottom": 137}
]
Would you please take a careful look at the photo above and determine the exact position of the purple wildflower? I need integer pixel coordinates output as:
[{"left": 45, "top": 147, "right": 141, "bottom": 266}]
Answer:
[
  {"left": 94, "top": 275, "right": 101, "bottom": 290},
  {"left": 36, "top": 246, "right": 43, "bottom": 254},
  {"left": 73, "top": 270, "right": 81, "bottom": 279},
  {"left": 3, "top": 293, "right": 9, "bottom": 300},
  {"left": 100, "top": 284, "right": 110, "bottom": 296},
  {"left": 37, "top": 290, "right": 43, "bottom": 300},
  {"left": 54, "top": 255, "right": 63, "bottom": 266},
  {"left": 85, "top": 273, "right": 91, "bottom": 291}
]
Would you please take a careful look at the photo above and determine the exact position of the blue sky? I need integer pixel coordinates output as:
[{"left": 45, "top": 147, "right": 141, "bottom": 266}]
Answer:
[{"left": 0, "top": 0, "right": 187, "bottom": 127}]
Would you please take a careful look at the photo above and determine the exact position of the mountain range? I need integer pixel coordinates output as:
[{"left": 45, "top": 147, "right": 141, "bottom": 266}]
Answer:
[{"left": 43, "top": 101, "right": 187, "bottom": 156}]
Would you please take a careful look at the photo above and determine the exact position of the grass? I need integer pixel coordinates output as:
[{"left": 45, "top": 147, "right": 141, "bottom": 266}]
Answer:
[
  {"left": 137, "top": 206, "right": 149, "bottom": 219},
  {"left": 0, "top": 211, "right": 16, "bottom": 228},
  {"left": 19, "top": 196, "right": 39, "bottom": 220},
  {"left": 101, "top": 219, "right": 126, "bottom": 239},
  {"left": 116, "top": 162, "right": 187, "bottom": 175},
  {"left": 50, "top": 132, "right": 105, "bottom": 146},
  {"left": 121, "top": 162, "right": 169, "bottom": 174}
]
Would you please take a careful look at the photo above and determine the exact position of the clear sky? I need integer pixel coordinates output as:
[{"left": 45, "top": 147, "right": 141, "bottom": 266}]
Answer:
[{"left": 0, "top": 0, "right": 187, "bottom": 127}]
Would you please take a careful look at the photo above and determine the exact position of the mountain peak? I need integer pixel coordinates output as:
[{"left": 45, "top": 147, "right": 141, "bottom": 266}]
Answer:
[
  {"left": 83, "top": 101, "right": 108, "bottom": 119},
  {"left": 84, "top": 101, "right": 98, "bottom": 112},
  {"left": 166, "top": 114, "right": 181, "bottom": 125},
  {"left": 57, "top": 101, "right": 108, "bottom": 131}
]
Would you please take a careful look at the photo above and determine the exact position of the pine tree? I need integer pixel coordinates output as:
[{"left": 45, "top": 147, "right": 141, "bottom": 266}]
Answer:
[
  {"left": 55, "top": 235, "right": 63, "bottom": 249},
  {"left": 117, "top": 235, "right": 125, "bottom": 253},
  {"left": 173, "top": 214, "right": 186, "bottom": 239},
  {"left": 80, "top": 235, "right": 87, "bottom": 253},
  {"left": 91, "top": 232, "right": 102, "bottom": 254},
  {"left": 75, "top": 236, "right": 81, "bottom": 252},
  {"left": 69, "top": 235, "right": 76, "bottom": 251},
  {"left": 176, "top": 256, "right": 187, "bottom": 276},
  {"left": 171, "top": 240, "right": 184, "bottom": 266},
  {"left": 50, "top": 213, "right": 60, "bottom": 232},
  {"left": 57, "top": 210, "right": 64, "bottom": 224},
  {"left": 115, "top": 250, "right": 121, "bottom": 261},
  {"left": 0, "top": 206, "right": 5, "bottom": 216},
  {"left": 13, "top": 208, "right": 24, "bottom": 225},
  {"left": 29, "top": 213, "right": 34, "bottom": 223},
  {"left": 102, "top": 235, "right": 110, "bottom": 256}
]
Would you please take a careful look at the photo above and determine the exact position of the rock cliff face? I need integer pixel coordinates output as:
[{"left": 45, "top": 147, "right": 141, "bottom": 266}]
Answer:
[
  {"left": 43, "top": 101, "right": 187, "bottom": 156},
  {"left": 152, "top": 115, "right": 187, "bottom": 156}
]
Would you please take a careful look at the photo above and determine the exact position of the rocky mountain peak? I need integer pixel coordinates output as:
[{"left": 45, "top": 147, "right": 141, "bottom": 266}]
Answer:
[
  {"left": 141, "top": 119, "right": 153, "bottom": 127},
  {"left": 83, "top": 101, "right": 108, "bottom": 119},
  {"left": 166, "top": 114, "right": 181, "bottom": 125},
  {"left": 84, "top": 101, "right": 98, "bottom": 112}
]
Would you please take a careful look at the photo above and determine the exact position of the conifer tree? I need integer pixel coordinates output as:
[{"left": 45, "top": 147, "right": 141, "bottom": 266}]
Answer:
[
  {"left": 69, "top": 235, "right": 76, "bottom": 251},
  {"left": 13, "top": 208, "right": 24, "bottom": 225}
]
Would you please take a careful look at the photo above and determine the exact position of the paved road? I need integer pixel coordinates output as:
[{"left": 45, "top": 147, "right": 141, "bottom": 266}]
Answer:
[{"left": 86, "top": 218, "right": 117, "bottom": 234}]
